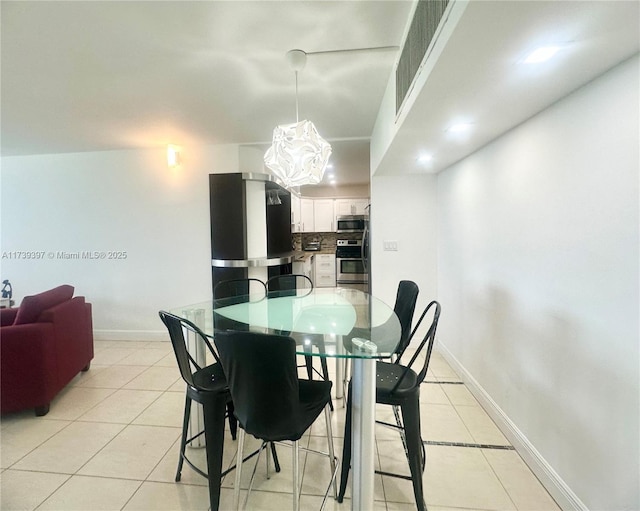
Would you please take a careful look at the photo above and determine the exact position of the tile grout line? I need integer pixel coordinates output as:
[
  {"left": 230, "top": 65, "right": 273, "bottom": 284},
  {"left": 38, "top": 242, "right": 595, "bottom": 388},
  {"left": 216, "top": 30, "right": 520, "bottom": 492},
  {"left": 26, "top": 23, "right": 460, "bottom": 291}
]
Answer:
[{"left": 424, "top": 440, "right": 515, "bottom": 450}]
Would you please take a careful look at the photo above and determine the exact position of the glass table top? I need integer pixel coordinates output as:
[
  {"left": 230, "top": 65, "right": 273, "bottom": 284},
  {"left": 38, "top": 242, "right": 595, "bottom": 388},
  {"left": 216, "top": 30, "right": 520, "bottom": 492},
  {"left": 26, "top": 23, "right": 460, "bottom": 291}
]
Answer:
[{"left": 170, "top": 287, "right": 401, "bottom": 359}]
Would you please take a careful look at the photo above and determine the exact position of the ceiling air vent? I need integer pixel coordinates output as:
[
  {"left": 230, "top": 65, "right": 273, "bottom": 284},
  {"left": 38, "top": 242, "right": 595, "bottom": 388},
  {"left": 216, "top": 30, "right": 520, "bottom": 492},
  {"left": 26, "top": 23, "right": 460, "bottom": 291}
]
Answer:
[{"left": 396, "top": 0, "right": 450, "bottom": 113}]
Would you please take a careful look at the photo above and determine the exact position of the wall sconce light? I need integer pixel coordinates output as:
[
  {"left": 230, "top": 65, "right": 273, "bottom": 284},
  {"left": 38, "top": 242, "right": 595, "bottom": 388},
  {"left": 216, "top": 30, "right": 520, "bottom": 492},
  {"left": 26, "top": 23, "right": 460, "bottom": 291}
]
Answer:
[{"left": 167, "top": 145, "right": 181, "bottom": 168}]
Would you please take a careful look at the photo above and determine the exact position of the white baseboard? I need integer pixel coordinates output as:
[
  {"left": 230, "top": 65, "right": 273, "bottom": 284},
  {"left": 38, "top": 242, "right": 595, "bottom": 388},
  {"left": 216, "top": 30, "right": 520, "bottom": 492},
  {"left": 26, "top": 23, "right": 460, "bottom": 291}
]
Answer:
[
  {"left": 436, "top": 339, "right": 588, "bottom": 511},
  {"left": 93, "top": 329, "right": 168, "bottom": 342}
]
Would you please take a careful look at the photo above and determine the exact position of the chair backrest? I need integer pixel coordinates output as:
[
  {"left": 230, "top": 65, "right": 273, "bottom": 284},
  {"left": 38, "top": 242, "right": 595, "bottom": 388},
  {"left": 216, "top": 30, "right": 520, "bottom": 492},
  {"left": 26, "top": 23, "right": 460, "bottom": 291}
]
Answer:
[
  {"left": 158, "top": 310, "right": 220, "bottom": 389},
  {"left": 213, "top": 278, "right": 267, "bottom": 331},
  {"left": 392, "top": 300, "right": 441, "bottom": 393},
  {"left": 393, "top": 280, "right": 420, "bottom": 358},
  {"left": 266, "top": 274, "right": 313, "bottom": 298},
  {"left": 213, "top": 278, "right": 267, "bottom": 305},
  {"left": 214, "top": 330, "right": 302, "bottom": 441}
]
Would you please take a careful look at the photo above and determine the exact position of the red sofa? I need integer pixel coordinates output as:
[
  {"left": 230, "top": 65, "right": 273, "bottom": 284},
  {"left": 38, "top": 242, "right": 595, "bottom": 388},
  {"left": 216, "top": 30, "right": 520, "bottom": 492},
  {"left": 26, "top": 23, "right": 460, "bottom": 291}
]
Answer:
[{"left": 0, "top": 285, "right": 94, "bottom": 416}]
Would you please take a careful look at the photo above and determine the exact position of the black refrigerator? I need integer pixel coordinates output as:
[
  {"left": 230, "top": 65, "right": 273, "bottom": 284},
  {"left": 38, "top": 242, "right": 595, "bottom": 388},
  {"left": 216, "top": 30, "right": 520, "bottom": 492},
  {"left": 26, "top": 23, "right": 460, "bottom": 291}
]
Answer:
[{"left": 209, "top": 173, "right": 294, "bottom": 296}]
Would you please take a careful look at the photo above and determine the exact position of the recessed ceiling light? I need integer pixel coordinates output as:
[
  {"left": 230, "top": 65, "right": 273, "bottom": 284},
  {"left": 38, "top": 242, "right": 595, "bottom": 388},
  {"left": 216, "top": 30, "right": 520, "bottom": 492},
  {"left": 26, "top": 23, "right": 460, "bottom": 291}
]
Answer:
[
  {"left": 446, "top": 122, "right": 473, "bottom": 133},
  {"left": 523, "top": 46, "right": 561, "bottom": 64},
  {"left": 326, "top": 163, "right": 334, "bottom": 169},
  {"left": 417, "top": 154, "right": 433, "bottom": 164}
]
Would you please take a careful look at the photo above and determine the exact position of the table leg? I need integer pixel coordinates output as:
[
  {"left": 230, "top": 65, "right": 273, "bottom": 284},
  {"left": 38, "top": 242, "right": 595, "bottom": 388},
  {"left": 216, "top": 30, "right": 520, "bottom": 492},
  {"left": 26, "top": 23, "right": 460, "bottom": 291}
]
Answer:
[
  {"left": 335, "top": 335, "right": 344, "bottom": 400},
  {"left": 350, "top": 357, "right": 376, "bottom": 511}
]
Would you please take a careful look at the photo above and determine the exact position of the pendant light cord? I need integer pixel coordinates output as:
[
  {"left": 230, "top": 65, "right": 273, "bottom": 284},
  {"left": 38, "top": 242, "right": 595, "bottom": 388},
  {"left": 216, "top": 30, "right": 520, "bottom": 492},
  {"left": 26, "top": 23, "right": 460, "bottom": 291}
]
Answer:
[{"left": 295, "top": 70, "right": 299, "bottom": 123}]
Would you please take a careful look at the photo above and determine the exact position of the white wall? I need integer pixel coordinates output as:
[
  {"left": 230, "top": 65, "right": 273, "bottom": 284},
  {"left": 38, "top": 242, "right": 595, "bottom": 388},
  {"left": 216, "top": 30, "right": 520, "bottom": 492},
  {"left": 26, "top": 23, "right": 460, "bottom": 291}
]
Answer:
[
  {"left": 370, "top": 173, "right": 438, "bottom": 338},
  {"left": 299, "top": 183, "right": 370, "bottom": 198},
  {"left": 238, "top": 145, "right": 267, "bottom": 173},
  {"left": 0, "top": 143, "right": 242, "bottom": 340},
  {"left": 437, "top": 56, "right": 639, "bottom": 511}
]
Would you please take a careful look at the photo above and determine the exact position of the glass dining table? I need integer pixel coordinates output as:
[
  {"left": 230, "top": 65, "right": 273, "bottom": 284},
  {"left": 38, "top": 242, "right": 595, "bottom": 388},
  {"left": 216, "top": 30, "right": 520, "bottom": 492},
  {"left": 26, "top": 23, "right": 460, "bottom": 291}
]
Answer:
[{"left": 171, "top": 287, "right": 401, "bottom": 511}]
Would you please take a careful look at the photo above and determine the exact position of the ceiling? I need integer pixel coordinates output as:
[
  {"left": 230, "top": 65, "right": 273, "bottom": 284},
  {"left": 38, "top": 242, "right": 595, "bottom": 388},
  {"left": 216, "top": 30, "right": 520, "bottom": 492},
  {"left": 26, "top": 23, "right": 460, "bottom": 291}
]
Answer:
[
  {"left": 0, "top": 0, "right": 412, "bottom": 186},
  {"left": 376, "top": 0, "right": 640, "bottom": 176},
  {"left": 2, "top": 1, "right": 639, "bottom": 186}
]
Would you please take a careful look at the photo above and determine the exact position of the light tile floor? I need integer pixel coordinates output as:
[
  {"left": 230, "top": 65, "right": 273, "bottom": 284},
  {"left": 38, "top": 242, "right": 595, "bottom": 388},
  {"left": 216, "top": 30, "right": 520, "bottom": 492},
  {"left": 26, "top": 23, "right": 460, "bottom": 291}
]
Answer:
[{"left": 1, "top": 340, "right": 561, "bottom": 511}]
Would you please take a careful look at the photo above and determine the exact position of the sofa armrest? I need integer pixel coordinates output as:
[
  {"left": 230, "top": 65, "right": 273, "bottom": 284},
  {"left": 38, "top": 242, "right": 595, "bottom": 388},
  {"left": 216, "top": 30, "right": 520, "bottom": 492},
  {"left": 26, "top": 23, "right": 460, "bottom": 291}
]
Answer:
[
  {"left": 38, "top": 296, "right": 94, "bottom": 381},
  {"left": 1, "top": 307, "right": 19, "bottom": 326},
  {"left": 0, "top": 322, "right": 58, "bottom": 410},
  {"left": 38, "top": 295, "right": 86, "bottom": 323}
]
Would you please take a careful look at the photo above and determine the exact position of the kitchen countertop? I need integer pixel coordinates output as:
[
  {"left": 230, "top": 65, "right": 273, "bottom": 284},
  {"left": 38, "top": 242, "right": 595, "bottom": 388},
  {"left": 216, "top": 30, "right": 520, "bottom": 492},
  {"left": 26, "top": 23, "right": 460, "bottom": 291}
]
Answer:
[{"left": 294, "top": 250, "right": 335, "bottom": 262}]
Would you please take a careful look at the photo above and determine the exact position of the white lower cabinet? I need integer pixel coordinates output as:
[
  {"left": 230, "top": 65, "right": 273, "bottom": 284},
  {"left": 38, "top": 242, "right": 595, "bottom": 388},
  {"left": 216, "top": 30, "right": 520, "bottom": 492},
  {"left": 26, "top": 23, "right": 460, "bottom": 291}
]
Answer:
[
  {"left": 313, "top": 253, "right": 336, "bottom": 288},
  {"left": 293, "top": 256, "right": 313, "bottom": 281}
]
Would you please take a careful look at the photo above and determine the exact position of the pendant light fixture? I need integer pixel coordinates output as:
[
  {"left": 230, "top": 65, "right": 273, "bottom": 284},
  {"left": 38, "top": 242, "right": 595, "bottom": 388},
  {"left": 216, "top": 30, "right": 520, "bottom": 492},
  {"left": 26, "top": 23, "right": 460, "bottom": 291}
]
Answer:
[{"left": 264, "top": 49, "right": 332, "bottom": 188}]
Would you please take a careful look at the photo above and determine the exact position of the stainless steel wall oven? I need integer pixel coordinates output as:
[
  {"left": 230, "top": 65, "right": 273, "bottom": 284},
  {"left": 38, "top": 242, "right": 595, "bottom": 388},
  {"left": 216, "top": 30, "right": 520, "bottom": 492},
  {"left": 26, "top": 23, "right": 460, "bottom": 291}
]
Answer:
[{"left": 336, "top": 239, "right": 368, "bottom": 291}]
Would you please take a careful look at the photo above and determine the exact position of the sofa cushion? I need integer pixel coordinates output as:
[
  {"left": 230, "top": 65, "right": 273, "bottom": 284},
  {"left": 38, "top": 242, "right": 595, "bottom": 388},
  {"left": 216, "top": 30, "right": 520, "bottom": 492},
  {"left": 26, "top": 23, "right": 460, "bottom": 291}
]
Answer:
[{"left": 13, "top": 285, "right": 75, "bottom": 325}]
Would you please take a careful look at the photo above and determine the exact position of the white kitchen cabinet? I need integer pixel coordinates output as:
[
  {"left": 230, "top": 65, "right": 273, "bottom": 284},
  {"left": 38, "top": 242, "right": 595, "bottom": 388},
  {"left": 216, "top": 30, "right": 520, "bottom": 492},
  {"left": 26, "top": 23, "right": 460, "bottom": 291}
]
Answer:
[
  {"left": 313, "top": 199, "right": 335, "bottom": 232},
  {"left": 313, "top": 253, "right": 336, "bottom": 288},
  {"left": 293, "top": 256, "right": 313, "bottom": 281},
  {"left": 299, "top": 197, "right": 366, "bottom": 233},
  {"left": 334, "top": 198, "right": 370, "bottom": 217},
  {"left": 290, "top": 193, "right": 301, "bottom": 232},
  {"left": 300, "top": 199, "right": 315, "bottom": 232},
  {"left": 334, "top": 199, "right": 354, "bottom": 217},
  {"left": 352, "top": 199, "right": 370, "bottom": 215}
]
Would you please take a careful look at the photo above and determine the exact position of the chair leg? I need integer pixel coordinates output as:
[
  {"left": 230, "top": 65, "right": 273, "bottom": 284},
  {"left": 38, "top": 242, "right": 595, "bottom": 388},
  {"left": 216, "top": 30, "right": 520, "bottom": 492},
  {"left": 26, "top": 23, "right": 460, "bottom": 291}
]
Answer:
[
  {"left": 202, "top": 395, "right": 228, "bottom": 511},
  {"left": 304, "top": 355, "right": 314, "bottom": 380},
  {"left": 324, "top": 404, "right": 338, "bottom": 499},
  {"left": 176, "top": 395, "right": 192, "bottom": 482},
  {"left": 292, "top": 440, "right": 300, "bottom": 511},
  {"left": 233, "top": 429, "right": 245, "bottom": 511},
  {"left": 270, "top": 442, "right": 281, "bottom": 472},
  {"left": 337, "top": 386, "right": 352, "bottom": 502},
  {"left": 266, "top": 441, "right": 271, "bottom": 479},
  {"left": 401, "top": 398, "right": 427, "bottom": 511},
  {"left": 227, "top": 401, "right": 237, "bottom": 440},
  {"left": 318, "top": 346, "right": 334, "bottom": 411},
  {"left": 342, "top": 359, "right": 351, "bottom": 408},
  {"left": 245, "top": 442, "right": 266, "bottom": 506}
]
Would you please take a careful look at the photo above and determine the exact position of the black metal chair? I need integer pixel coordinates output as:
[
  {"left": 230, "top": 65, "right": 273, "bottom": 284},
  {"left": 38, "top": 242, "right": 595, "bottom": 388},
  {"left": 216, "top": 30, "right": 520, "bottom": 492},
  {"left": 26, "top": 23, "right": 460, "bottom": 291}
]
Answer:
[
  {"left": 337, "top": 300, "right": 441, "bottom": 511},
  {"left": 213, "top": 278, "right": 268, "bottom": 333},
  {"left": 158, "top": 311, "right": 237, "bottom": 511},
  {"left": 342, "top": 280, "right": 420, "bottom": 397},
  {"left": 213, "top": 277, "right": 267, "bottom": 305},
  {"left": 215, "top": 330, "right": 338, "bottom": 511},
  {"left": 265, "top": 273, "right": 313, "bottom": 299},
  {"left": 391, "top": 280, "right": 420, "bottom": 359}
]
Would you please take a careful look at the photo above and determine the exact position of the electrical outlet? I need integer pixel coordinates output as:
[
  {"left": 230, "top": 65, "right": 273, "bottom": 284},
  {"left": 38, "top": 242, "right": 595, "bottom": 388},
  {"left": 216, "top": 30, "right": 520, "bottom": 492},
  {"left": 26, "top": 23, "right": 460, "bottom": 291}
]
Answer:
[{"left": 383, "top": 240, "right": 398, "bottom": 251}]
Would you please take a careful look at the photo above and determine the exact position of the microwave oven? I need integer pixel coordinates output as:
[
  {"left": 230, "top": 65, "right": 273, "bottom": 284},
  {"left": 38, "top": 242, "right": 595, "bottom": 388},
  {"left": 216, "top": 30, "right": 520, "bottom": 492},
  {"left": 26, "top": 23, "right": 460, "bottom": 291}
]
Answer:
[{"left": 336, "top": 215, "right": 366, "bottom": 233}]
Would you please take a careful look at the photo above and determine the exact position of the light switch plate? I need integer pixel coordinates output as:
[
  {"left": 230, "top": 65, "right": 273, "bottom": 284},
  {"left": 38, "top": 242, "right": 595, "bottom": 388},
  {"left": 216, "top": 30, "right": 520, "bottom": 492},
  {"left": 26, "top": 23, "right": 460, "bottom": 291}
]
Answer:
[{"left": 383, "top": 240, "right": 398, "bottom": 251}]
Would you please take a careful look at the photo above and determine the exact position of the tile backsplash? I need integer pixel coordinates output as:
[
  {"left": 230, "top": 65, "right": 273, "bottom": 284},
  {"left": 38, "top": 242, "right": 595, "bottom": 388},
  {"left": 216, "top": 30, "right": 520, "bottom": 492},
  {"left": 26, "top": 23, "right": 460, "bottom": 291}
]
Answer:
[{"left": 293, "top": 231, "right": 362, "bottom": 252}]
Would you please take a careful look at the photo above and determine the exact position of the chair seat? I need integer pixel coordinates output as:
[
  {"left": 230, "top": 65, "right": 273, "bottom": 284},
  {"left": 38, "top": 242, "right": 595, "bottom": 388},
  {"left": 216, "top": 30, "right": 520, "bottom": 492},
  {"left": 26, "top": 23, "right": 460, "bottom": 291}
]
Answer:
[
  {"left": 192, "top": 363, "right": 229, "bottom": 392},
  {"left": 298, "top": 379, "right": 332, "bottom": 426},
  {"left": 375, "top": 361, "right": 419, "bottom": 402},
  {"left": 241, "top": 379, "right": 332, "bottom": 442}
]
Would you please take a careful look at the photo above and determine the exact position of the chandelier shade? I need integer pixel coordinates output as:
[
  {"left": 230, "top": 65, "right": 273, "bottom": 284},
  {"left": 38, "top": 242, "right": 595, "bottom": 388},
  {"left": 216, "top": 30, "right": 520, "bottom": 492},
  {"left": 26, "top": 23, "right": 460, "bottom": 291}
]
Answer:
[{"left": 264, "top": 119, "right": 332, "bottom": 188}]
